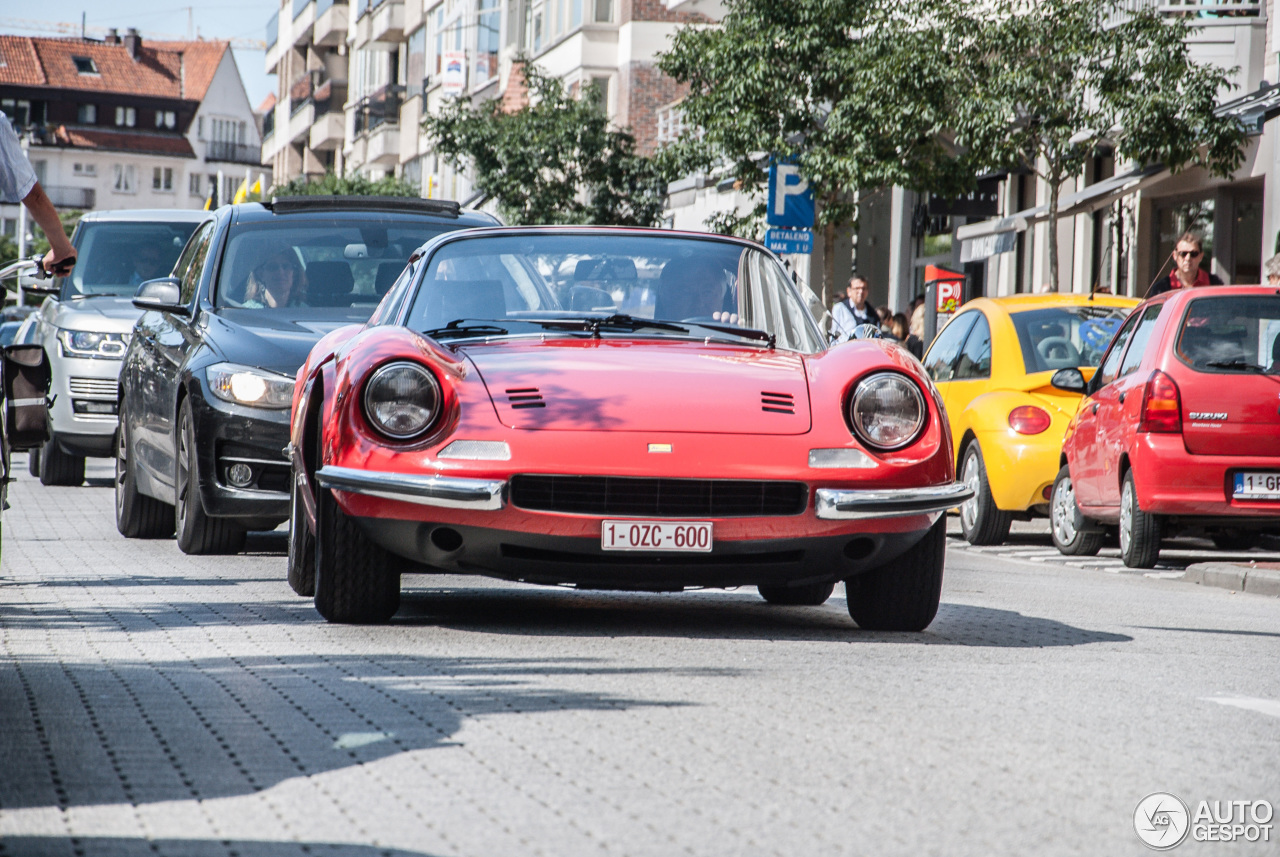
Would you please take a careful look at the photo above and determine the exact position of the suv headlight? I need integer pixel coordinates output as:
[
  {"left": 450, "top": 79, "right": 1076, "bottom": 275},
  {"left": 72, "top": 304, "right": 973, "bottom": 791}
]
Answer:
[
  {"left": 206, "top": 363, "right": 295, "bottom": 409},
  {"left": 363, "top": 361, "right": 442, "bottom": 440},
  {"left": 58, "top": 329, "right": 128, "bottom": 359},
  {"left": 849, "top": 372, "right": 927, "bottom": 451}
]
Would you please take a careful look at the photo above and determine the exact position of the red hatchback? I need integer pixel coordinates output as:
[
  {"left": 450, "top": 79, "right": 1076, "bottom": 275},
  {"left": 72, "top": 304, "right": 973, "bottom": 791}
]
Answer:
[{"left": 1050, "top": 285, "right": 1280, "bottom": 568}]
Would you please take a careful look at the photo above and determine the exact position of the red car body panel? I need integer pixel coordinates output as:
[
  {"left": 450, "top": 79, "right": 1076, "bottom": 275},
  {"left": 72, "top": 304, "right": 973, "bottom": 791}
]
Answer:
[{"left": 1064, "top": 285, "right": 1280, "bottom": 526}]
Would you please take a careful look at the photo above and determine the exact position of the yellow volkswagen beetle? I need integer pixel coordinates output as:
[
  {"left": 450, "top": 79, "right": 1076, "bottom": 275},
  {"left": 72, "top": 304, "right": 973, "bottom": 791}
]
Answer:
[{"left": 921, "top": 293, "right": 1139, "bottom": 545}]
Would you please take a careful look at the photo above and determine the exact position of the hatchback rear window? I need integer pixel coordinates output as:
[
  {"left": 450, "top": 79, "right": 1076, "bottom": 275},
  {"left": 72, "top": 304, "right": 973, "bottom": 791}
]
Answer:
[
  {"left": 1009, "top": 305, "right": 1130, "bottom": 373},
  {"left": 1176, "top": 294, "right": 1280, "bottom": 374}
]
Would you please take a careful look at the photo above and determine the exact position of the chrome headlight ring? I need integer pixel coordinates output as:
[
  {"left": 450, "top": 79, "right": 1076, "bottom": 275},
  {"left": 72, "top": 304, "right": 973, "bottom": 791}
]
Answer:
[
  {"left": 848, "top": 371, "right": 927, "bottom": 451},
  {"left": 362, "top": 360, "right": 442, "bottom": 441}
]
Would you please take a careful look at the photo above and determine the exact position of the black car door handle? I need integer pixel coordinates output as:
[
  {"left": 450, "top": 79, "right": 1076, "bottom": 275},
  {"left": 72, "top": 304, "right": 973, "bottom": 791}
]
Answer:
[
  {"left": 1118, "top": 392, "right": 1126, "bottom": 404},
  {"left": 1092, "top": 403, "right": 1099, "bottom": 414}
]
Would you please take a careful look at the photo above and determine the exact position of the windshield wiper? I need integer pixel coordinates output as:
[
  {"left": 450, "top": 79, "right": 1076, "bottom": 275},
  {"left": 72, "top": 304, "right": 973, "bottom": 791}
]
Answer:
[
  {"left": 1205, "top": 359, "right": 1265, "bottom": 373},
  {"left": 684, "top": 320, "right": 776, "bottom": 349},
  {"left": 422, "top": 320, "right": 509, "bottom": 340},
  {"left": 589, "top": 314, "right": 689, "bottom": 336}
]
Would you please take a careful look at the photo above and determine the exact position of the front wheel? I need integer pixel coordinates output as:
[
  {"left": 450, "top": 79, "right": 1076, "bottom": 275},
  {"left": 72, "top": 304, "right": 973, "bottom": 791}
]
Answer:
[
  {"left": 175, "top": 400, "right": 245, "bottom": 555},
  {"left": 846, "top": 516, "right": 946, "bottom": 632},
  {"left": 1119, "top": 471, "right": 1161, "bottom": 568},
  {"left": 313, "top": 486, "right": 399, "bottom": 623},
  {"left": 757, "top": 581, "right": 835, "bottom": 606},
  {"left": 38, "top": 436, "right": 85, "bottom": 487},
  {"left": 959, "top": 443, "right": 1012, "bottom": 546},
  {"left": 287, "top": 472, "right": 316, "bottom": 596},
  {"left": 1050, "top": 465, "right": 1102, "bottom": 556}
]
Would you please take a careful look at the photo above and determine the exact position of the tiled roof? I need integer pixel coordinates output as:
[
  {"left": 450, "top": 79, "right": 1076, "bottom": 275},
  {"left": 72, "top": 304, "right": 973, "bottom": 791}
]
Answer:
[
  {"left": 0, "top": 35, "right": 229, "bottom": 101},
  {"left": 55, "top": 126, "right": 197, "bottom": 158},
  {"left": 256, "top": 92, "right": 277, "bottom": 114}
]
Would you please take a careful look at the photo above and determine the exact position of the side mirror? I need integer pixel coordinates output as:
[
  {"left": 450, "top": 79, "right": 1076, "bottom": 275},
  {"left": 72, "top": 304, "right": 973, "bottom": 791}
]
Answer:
[
  {"left": 1050, "top": 367, "right": 1087, "bottom": 394},
  {"left": 133, "top": 278, "right": 189, "bottom": 315}
]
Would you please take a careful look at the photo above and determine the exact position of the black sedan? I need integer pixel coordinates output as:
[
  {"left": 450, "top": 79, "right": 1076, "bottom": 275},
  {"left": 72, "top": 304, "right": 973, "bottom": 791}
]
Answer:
[{"left": 116, "top": 195, "right": 498, "bottom": 554}]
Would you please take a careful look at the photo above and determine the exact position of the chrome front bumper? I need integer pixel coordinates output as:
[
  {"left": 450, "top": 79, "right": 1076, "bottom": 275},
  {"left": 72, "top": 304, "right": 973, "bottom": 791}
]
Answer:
[
  {"left": 814, "top": 482, "right": 974, "bottom": 520},
  {"left": 315, "top": 465, "right": 506, "bottom": 511}
]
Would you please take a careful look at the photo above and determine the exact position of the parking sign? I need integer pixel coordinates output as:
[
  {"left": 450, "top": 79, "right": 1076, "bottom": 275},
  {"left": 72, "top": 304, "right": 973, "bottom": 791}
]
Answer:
[{"left": 767, "top": 160, "right": 815, "bottom": 228}]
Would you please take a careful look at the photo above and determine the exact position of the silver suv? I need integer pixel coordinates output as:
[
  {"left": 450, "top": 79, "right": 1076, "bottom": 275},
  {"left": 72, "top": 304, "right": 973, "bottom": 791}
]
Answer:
[{"left": 28, "top": 209, "right": 213, "bottom": 485}]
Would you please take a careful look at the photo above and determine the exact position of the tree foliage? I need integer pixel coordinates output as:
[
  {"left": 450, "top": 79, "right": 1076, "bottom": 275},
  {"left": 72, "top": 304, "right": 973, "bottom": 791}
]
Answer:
[
  {"left": 272, "top": 172, "right": 419, "bottom": 198},
  {"left": 423, "top": 64, "right": 677, "bottom": 226},
  {"left": 946, "top": 0, "right": 1246, "bottom": 289}
]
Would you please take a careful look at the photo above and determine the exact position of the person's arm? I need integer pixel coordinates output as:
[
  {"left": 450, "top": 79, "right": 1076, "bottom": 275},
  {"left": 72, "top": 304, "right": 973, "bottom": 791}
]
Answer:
[{"left": 22, "top": 183, "right": 76, "bottom": 275}]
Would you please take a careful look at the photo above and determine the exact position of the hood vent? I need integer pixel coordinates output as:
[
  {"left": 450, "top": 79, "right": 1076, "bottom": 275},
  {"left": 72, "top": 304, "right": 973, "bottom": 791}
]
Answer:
[
  {"left": 761, "top": 391, "right": 795, "bottom": 414},
  {"left": 507, "top": 387, "right": 546, "bottom": 409}
]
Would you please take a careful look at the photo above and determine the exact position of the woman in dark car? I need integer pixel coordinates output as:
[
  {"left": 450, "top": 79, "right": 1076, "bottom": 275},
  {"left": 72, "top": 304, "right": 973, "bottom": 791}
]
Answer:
[{"left": 241, "top": 249, "right": 308, "bottom": 308}]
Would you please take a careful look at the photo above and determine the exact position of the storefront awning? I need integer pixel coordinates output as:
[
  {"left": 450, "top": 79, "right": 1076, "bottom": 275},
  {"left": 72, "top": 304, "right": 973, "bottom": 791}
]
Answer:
[
  {"left": 956, "top": 163, "right": 1168, "bottom": 261},
  {"left": 1216, "top": 81, "right": 1280, "bottom": 136}
]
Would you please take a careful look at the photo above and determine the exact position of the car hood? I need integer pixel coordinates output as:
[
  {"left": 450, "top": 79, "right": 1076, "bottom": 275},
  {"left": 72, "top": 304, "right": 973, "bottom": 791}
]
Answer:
[
  {"left": 47, "top": 296, "right": 142, "bottom": 334},
  {"left": 461, "top": 339, "right": 813, "bottom": 434},
  {"left": 205, "top": 311, "right": 360, "bottom": 377}
]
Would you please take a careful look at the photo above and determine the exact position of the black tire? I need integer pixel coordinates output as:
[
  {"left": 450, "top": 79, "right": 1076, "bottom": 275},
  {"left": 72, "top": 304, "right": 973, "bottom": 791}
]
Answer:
[
  {"left": 27, "top": 448, "right": 39, "bottom": 477},
  {"left": 1211, "top": 531, "right": 1259, "bottom": 552},
  {"left": 846, "top": 516, "right": 946, "bottom": 632},
  {"left": 175, "top": 400, "right": 245, "bottom": 555},
  {"left": 958, "top": 443, "right": 1012, "bottom": 546},
  {"left": 38, "top": 436, "right": 85, "bottom": 486},
  {"left": 313, "top": 486, "right": 398, "bottom": 624},
  {"left": 1049, "top": 465, "right": 1102, "bottom": 556},
  {"left": 115, "top": 422, "right": 174, "bottom": 539},
  {"left": 1119, "top": 471, "right": 1161, "bottom": 569},
  {"left": 287, "top": 472, "right": 316, "bottom": 597},
  {"left": 757, "top": 581, "right": 835, "bottom": 606}
]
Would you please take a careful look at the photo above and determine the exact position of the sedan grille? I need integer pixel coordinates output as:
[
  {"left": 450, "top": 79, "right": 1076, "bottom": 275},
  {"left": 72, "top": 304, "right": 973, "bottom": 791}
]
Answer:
[
  {"left": 510, "top": 475, "right": 808, "bottom": 517},
  {"left": 69, "top": 377, "right": 118, "bottom": 398}
]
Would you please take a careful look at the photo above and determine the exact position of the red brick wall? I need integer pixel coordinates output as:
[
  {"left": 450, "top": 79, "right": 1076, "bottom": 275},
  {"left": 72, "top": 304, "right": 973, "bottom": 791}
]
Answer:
[
  {"left": 619, "top": 61, "right": 688, "bottom": 155},
  {"left": 621, "top": 0, "right": 712, "bottom": 24}
]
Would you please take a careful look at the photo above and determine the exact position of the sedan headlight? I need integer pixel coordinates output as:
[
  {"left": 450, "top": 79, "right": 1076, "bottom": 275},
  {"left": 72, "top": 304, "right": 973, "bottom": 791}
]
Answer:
[
  {"left": 58, "top": 329, "right": 128, "bottom": 359},
  {"left": 206, "top": 363, "right": 295, "bottom": 409},
  {"left": 849, "top": 372, "right": 926, "bottom": 451},
  {"left": 363, "top": 361, "right": 442, "bottom": 440}
]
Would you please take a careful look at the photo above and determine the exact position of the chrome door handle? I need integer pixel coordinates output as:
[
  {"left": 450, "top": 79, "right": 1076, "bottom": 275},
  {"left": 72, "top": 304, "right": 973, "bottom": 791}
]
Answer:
[{"left": 1092, "top": 403, "right": 1099, "bottom": 414}]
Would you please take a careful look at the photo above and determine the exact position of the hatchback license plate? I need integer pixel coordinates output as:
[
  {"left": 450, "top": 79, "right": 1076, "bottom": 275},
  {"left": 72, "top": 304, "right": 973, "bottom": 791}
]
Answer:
[
  {"left": 1233, "top": 472, "right": 1280, "bottom": 499},
  {"left": 601, "top": 520, "right": 713, "bottom": 552}
]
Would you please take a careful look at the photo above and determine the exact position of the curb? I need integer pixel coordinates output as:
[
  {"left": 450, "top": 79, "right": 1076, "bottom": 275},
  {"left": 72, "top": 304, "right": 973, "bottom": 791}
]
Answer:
[{"left": 1183, "top": 563, "right": 1280, "bottom": 598}]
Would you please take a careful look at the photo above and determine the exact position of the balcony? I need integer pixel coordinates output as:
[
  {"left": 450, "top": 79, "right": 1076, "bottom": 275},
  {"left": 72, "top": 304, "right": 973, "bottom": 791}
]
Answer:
[
  {"left": 44, "top": 186, "right": 95, "bottom": 209},
  {"left": 313, "top": 0, "right": 348, "bottom": 46},
  {"left": 310, "top": 111, "right": 345, "bottom": 151},
  {"left": 352, "top": 86, "right": 402, "bottom": 137},
  {"left": 291, "top": 0, "right": 316, "bottom": 47},
  {"left": 352, "top": 0, "right": 404, "bottom": 50},
  {"left": 207, "top": 141, "right": 263, "bottom": 165},
  {"left": 289, "top": 100, "right": 315, "bottom": 145},
  {"left": 265, "top": 11, "right": 280, "bottom": 75},
  {"left": 364, "top": 119, "right": 399, "bottom": 167}
]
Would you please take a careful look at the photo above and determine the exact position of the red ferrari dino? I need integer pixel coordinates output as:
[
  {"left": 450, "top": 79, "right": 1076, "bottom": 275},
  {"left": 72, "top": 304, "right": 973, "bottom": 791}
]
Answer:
[{"left": 286, "top": 227, "right": 970, "bottom": 628}]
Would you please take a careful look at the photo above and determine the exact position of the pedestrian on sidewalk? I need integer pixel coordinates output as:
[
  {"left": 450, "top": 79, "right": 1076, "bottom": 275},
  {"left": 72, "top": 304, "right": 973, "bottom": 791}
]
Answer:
[
  {"left": 1149, "top": 231, "right": 1221, "bottom": 296},
  {"left": 0, "top": 111, "right": 77, "bottom": 277},
  {"left": 830, "top": 273, "right": 878, "bottom": 338}
]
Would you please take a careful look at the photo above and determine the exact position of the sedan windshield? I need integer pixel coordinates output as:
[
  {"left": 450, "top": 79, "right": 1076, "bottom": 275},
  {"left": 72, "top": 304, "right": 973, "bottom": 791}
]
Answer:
[
  {"left": 1010, "top": 305, "right": 1131, "bottom": 372},
  {"left": 404, "top": 233, "right": 826, "bottom": 353},
  {"left": 1177, "top": 294, "right": 1280, "bottom": 374},
  {"left": 57, "top": 220, "right": 201, "bottom": 298}
]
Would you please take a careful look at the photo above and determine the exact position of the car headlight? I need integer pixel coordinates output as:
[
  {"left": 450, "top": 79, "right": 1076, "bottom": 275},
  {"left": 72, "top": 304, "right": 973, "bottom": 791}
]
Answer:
[
  {"left": 849, "top": 372, "right": 927, "bottom": 451},
  {"left": 363, "top": 361, "right": 442, "bottom": 440},
  {"left": 58, "top": 329, "right": 128, "bottom": 359},
  {"left": 206, "top": 363, "right": 295, "bottom": 409}
]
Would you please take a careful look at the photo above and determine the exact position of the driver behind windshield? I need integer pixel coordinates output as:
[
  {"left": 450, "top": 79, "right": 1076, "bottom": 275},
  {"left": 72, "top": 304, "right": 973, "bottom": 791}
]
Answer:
[
  {"left": 655, "top": 257, "right": 739, "bottom": 324},
  {"left": 129, "top": 239, "right": 169, "bottom": 286},
  {"left": 243, "top": 249, "right": 307, "bottom": 308}
]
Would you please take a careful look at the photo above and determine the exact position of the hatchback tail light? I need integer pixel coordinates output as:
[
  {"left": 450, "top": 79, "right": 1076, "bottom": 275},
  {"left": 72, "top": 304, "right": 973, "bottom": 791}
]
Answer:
[
  {"left": 1139, "top": 370, "right": 1181, "bottom": 433},
  {"left": 1008, "top": 405, "right": 1051, "bottom": 435}
]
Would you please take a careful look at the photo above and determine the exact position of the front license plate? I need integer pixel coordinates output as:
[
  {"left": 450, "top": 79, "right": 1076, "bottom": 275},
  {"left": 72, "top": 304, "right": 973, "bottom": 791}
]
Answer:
[
  {"left": 1233, "top": 471, "right": 1280, "bottom": 499},
  {"left": 601, "top": 520, "right": 713, "bottom": 552}
]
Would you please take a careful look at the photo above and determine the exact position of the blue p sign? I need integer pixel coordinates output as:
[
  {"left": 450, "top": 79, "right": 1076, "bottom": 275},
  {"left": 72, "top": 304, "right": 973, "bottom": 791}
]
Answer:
[{"left": 767, "top": 160, "right": 815, "bottom": 228}]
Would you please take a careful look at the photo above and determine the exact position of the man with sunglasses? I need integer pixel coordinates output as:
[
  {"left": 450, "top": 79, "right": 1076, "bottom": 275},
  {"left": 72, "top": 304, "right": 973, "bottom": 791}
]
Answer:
[{"left": 1150, "top": 231, "right": 1222, "bottom": 296}]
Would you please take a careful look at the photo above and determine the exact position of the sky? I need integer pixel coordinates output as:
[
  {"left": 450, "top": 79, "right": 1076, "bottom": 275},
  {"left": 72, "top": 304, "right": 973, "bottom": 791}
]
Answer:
[{"left": 4, "top": 2, "right": 276, "bottom": 108}]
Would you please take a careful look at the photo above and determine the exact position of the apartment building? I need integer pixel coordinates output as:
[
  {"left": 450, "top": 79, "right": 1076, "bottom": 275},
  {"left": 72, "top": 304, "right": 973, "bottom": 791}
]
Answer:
[
  {"left": 264, "top": 0, "right": 712, "bottom": 206},
  {"left": 0, "top": 30, "right": 269, "bottom": 244}
]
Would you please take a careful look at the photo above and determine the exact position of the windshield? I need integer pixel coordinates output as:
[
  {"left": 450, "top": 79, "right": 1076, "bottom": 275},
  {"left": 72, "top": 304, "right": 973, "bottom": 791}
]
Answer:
[
  {"left": 1177, "top": 294, "right": 1280, "bottom": 374},
  {"left": 57, "top": 220, "right": 202, "bottom": 298},
  {"left": 404, "top": 234, "right": 825, "bottom": 353},
  {"left": 1010, "top": 305, "right": 1131, "bottom": 372},
  {"left": 214, "top": 217, "right": 457, "bottom": 316}
]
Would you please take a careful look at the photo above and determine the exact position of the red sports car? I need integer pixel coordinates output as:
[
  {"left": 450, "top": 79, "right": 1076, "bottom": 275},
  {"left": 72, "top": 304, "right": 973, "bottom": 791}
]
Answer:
[
  {"left": 286, "top": 227, "right": 971, "bottom": 627},
  {"left": 1052, "top": 285, "right": 1280, "bottom": 567}
]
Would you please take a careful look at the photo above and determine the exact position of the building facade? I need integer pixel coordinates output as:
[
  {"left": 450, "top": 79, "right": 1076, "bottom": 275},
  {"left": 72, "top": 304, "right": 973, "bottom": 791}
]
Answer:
[{"left": 0, "top": 30, "right": 269, "bottom": 246}]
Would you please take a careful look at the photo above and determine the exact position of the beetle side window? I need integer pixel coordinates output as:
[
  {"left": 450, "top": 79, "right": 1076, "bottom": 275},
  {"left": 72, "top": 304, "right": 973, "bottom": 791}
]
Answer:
[
  {"left": 922, "top": 311, "right": 979, "bottom": 382},
  {"left": 1117, "top": 304, "right": 1164, "bottom": 379},
  {"left": 179, "top": 222, "right": 215, "bottom": 304},
  {"left": 1093, "top": 310, "right": 1142, "bottom": 388},
  {"left": 952, "top": 312, "right": 992, "bottom": 380}
]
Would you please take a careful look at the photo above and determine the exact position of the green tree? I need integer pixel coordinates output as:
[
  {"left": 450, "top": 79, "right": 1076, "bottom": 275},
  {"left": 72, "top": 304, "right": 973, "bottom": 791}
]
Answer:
[
  {"left": 422, "top": 64, "right": 676, "bottom": 227},
  {"left": 659, "top": 0, "right": 980, "bottom": 305},
  {"left": 272, "top": 172, "right": 418, "bottom": 197},
  {"left": 947, "top": 0, "right": 1246, "bottom": 289}
]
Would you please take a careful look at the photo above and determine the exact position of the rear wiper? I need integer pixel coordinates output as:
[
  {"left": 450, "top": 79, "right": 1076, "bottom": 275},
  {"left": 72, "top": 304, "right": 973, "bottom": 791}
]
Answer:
[
  {"left": 1205, "top": 359, "right": 1265, "bottom": 373},
  {"left": 422, "top": 320, "right": 509, "bottom": 340}
]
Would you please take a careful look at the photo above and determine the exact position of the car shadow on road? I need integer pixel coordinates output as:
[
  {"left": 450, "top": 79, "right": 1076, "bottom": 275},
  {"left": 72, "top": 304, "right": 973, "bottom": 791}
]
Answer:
[
  {"left": 0, "top": 837, "right": 440, "bottom": 857},
  {"left": 0, "top": 652, "right": 700, "bottom": 812},
  {"left": 393, "top": 585, "right": 1133, "bottom": 648}
]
